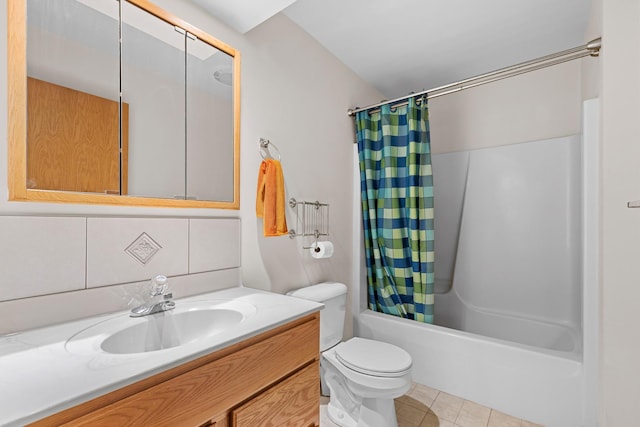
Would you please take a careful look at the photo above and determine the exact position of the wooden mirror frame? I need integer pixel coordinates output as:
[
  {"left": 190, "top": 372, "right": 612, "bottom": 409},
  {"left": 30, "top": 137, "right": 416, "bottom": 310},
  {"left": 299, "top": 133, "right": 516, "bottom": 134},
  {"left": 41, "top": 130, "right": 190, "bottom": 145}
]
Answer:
[{"left": 7, "top": 0, "right": 241, "bottom": 209}]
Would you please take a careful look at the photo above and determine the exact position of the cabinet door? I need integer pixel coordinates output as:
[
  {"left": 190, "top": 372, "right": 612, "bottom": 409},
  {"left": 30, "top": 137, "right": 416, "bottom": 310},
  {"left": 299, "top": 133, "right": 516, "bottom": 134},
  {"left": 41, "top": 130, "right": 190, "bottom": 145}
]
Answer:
[{"left": 231, "top": 362, "right": 319, "bottom": 427}]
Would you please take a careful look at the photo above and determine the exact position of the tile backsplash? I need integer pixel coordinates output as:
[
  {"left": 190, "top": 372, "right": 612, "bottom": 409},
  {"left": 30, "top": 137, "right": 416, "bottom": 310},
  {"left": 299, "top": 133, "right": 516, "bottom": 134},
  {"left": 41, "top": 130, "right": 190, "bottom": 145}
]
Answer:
[
  {"left": 87, "top": 218, "right": 190, "bottom": 288},
  {"left": 0, "top": 216, "right": 241, "bottom": 334},
  {"left": 189, "top": 218, "right": 240, "bottom": 273},
  {"left": 0, "top": 216, "right": 86, "bottom": 300}
]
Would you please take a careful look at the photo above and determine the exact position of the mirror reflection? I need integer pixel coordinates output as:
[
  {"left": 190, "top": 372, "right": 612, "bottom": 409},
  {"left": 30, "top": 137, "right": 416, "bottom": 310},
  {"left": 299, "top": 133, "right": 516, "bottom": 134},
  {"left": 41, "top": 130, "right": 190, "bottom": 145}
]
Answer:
[
  {"left": 27, "top": 0, "right": 121, "bottom": 194},
  {"left": 187, "top": 33, "right": 235, "bottom": 202},
  {"left": 24, "top": 0, "right": 237, "bottom": 204},
  {"left": 122, "top": 0, "right": 186, "bottom": 199}
]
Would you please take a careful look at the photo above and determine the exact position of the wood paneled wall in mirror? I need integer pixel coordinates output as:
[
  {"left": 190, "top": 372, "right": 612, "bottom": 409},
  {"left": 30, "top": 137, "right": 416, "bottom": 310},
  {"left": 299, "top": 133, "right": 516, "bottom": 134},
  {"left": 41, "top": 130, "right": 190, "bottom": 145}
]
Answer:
[
  {"left": 8, "top": 0, "right": 241, "bottom": 208},
  {"left": 27, "top": 77, "right": 129, "bottom": 195}
]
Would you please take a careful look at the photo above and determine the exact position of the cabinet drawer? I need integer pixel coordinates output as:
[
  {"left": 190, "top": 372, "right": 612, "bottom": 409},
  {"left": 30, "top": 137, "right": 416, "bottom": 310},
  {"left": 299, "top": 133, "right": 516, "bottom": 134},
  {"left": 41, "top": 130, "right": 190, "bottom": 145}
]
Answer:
[
  {"left": 231, "top": 361, "right": 319, "bottom": 427},
  {"left": 49, "top": 314, "right": 319, "bottom": 427}
]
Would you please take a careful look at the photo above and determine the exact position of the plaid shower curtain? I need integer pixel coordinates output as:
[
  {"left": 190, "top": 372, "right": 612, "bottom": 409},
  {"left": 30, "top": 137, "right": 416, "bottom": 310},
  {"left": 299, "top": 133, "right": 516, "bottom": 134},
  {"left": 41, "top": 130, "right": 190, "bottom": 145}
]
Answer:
[{"left": 355, "top": 97, "right": 434, "bottom": 323}]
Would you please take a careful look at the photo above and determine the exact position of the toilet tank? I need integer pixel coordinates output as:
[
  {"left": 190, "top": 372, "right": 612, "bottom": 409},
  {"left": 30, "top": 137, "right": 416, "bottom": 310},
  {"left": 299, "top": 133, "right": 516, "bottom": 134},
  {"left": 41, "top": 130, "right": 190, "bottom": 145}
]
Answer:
[{"left": 286, "top": 282, "right": 347, "bottom": 352}]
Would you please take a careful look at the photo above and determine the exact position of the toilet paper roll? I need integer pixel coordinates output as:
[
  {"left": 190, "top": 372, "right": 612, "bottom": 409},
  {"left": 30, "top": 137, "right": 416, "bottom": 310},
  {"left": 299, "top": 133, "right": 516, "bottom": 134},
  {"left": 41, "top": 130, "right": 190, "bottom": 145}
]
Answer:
[{"left": 310, "top": 241, "right": 334, "bottom": 259}]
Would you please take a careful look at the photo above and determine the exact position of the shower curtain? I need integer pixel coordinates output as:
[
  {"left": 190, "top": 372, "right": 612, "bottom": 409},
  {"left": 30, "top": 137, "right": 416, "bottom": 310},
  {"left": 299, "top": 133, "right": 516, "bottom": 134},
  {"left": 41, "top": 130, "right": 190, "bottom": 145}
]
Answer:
[{"left": 355, "top": 97, "right": 434, "bottom": 323}]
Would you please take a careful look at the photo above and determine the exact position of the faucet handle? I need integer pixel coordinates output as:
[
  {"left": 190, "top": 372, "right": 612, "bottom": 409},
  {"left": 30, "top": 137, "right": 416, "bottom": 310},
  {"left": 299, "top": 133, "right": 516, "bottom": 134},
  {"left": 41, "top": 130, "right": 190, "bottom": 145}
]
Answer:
[
  {"left": 150, "top": 275, "right": 168, "bottom": 296},
  {"left": 162, "top": 292, "right": 175, "bottom": 311}
]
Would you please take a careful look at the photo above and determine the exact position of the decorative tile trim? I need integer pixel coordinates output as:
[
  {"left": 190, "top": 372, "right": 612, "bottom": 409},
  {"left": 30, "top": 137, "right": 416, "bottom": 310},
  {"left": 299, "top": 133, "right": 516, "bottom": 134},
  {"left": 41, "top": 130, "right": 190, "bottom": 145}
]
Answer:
[{"left": 125, "top": 232, "right": 162, "bottom": 265}]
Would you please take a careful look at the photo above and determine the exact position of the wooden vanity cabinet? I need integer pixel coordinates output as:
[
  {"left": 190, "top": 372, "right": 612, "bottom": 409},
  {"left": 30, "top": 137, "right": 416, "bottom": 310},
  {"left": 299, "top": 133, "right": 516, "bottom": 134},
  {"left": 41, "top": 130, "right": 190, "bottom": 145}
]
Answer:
[
  {"left": 30, "top": 313, "right": 320, "bottom": 427},
  {"left": 231, "top": 362, "right": 319, "bottom": 426}
]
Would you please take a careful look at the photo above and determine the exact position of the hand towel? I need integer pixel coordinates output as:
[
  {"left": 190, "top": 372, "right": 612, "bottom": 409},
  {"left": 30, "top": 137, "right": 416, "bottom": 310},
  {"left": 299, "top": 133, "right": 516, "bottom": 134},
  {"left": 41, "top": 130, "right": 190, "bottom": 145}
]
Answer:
[{"left": 256, "top": 159, "right": 288, "bottom": 236}]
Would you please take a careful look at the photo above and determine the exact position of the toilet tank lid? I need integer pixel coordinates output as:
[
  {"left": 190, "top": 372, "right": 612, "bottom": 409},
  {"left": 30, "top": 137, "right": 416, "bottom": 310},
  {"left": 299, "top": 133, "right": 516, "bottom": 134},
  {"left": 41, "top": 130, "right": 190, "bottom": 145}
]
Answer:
[{"left": 286, "top": 282, "right": 347, "bottom": 302}]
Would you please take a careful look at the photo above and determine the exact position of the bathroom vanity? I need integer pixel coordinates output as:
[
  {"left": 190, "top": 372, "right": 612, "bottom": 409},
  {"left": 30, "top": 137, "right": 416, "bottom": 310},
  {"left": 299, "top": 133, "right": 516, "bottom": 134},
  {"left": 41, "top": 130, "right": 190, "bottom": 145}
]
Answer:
[{"left": 0, "top": 288, "right": 322, "bottom": 427}]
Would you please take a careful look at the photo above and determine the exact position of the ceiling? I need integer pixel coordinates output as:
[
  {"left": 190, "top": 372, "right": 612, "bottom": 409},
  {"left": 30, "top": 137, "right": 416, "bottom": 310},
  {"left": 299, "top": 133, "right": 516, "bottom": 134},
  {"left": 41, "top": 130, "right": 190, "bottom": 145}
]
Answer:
[{"left": 192, "top": 0, "right": 593, "bottom": 99}]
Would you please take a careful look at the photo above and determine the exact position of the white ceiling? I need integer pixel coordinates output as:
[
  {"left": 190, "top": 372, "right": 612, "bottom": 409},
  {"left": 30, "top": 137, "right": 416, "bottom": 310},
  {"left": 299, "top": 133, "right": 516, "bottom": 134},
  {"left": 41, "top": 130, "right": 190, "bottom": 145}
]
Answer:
[
  {"left": 189, "top": 0, "right": 298, "bottom": 34},
  {"left": 193, "top": 0, "right": 593, "bottom": 99}
]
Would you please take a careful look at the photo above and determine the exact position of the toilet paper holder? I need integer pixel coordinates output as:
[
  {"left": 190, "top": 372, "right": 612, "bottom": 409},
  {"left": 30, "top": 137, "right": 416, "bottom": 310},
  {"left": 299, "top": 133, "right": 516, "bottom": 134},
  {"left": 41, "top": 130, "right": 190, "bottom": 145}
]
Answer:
[{"left": 288, "top": 198, "right": 330, "bottom": 250}]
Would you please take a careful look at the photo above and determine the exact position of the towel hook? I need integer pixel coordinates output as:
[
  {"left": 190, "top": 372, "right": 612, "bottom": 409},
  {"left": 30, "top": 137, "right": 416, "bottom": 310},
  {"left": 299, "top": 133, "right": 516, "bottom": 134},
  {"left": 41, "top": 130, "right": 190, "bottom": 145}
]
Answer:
[{"left": 259, "top": 138, "right": 281, "bottom": 161}]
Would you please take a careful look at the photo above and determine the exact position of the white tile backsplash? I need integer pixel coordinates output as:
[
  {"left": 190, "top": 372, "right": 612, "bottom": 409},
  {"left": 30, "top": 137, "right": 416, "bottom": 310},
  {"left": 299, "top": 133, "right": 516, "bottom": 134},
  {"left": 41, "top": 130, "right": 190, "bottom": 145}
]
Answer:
[
  {"left": 1, "top": 216, "right": 243, "bottom": 333},
  {"left": 0, "top": 269, "right": 241, "bottom": 334},
  {"left": 87, "top": 218, "right": 189, "bottom": 288},
  {"left": 189, "top": 218, "right": 241, "bottom": 273},
  {"left": 0, "top": 216, "right": 86, "bottom": 301},
  {"left": 169, "top": 269, "right": 241, "bottom": 297}
]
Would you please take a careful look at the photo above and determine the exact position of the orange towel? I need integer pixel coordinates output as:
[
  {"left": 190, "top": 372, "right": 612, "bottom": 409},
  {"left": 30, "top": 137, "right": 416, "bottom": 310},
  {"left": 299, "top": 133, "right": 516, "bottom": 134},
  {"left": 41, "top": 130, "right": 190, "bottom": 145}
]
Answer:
[{"left": 256, "top": 159, "right": 288, "bottom": 237}]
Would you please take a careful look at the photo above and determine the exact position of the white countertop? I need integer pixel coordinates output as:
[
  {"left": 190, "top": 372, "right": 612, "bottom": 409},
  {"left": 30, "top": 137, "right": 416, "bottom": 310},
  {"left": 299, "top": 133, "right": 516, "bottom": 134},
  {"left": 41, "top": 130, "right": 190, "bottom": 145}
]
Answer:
[{"left": 0, "top": 287, "right": 322, "bottom": 427}]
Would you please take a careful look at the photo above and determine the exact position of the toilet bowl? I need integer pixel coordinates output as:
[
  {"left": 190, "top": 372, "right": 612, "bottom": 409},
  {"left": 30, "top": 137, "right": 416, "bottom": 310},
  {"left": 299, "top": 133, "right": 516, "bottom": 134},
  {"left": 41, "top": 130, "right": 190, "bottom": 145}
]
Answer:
[
  {"left": 322, "top": 337, "right": 412, "bottom": 427},
  {"left": 286, "top": 282, "right": 413, "bottom": 427}
]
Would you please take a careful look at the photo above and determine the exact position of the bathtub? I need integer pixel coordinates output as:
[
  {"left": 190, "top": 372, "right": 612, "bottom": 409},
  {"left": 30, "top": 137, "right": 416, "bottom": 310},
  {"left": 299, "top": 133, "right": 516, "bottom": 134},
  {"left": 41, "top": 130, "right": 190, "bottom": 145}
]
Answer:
[
  {"left": 357, "top": 309, "right": 583, "bottom": 427},
  {"left": 433, "top": 288, "right": 582, "bottom": 354},
  {"left": 355, "top": 136, "right": 586, "bottom": 426},
  {"left": 349, "top": 100, "right": 599, "bottom": 427},
  {"left": 359, "top": 135, "right": 584, "bottom": 426}
]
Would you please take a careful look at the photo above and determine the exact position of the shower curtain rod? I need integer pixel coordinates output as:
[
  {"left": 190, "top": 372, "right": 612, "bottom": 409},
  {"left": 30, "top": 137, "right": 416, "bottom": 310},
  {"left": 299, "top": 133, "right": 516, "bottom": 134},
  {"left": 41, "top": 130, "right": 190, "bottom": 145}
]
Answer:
[{"left": 347, "top": 37, "right": 602, "bottom": 117}]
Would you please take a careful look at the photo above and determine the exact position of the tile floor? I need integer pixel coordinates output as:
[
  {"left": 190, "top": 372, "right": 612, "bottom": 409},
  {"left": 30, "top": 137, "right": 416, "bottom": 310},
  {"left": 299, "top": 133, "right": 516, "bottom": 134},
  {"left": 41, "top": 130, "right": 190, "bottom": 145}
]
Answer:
[{"left": 320, "top": 382, "right": 544, "bottom": 427}]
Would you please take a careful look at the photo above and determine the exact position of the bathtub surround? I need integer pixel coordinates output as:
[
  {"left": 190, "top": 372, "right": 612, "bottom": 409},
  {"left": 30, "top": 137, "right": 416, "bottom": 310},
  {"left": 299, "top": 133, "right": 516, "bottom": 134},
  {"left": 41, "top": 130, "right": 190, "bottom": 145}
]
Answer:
[{"left": 432, "top": 136, "right": 582, "bottom": 349}]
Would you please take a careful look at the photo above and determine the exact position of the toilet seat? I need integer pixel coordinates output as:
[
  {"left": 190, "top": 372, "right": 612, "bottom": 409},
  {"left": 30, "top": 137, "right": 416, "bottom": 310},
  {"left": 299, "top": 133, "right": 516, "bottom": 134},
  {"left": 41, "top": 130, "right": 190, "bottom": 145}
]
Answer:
[{"left": 334, "top": 337, "right": 412, "bottom": 378}]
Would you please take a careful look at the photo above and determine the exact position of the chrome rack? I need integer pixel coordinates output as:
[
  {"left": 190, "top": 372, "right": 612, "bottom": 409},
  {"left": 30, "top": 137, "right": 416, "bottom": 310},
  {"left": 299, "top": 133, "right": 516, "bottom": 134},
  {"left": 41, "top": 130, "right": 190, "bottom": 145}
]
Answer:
[{"left": 288, "top": 198, "right": 330, "bottom": 248}]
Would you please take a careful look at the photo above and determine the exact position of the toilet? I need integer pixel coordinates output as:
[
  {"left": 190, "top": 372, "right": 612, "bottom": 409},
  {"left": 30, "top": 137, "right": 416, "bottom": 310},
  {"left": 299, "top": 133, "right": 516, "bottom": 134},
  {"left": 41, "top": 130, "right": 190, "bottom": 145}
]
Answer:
[{"left": 287, "top": 282, "right": 412, "bottom": 427}]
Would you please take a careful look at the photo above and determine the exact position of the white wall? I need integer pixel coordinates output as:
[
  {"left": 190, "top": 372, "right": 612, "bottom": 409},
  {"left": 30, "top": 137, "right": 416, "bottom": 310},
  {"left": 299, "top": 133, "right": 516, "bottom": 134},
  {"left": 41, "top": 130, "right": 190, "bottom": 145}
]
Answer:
[
  {"left": 600, "top": 0, "right": 640, "bottom": 425},
  {"left": 582, "top": 0, "right": 602, "bottom": 101},
  {"left": 237, "top": 14, "right": 383, "bottom": 340},
  {"left": 429, "top": 60, "right": 582, "bottom": 154},
  {"left": 0, "top": 0, "right": 382, "bottom": 335}
]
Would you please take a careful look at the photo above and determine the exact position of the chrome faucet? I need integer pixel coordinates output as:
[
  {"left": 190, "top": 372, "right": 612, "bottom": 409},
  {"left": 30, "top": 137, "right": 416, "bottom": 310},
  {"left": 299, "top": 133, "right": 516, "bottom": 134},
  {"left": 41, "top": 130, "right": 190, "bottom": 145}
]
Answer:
[{"left": 130, "top": 275, "right": 176, "bottom": 317}]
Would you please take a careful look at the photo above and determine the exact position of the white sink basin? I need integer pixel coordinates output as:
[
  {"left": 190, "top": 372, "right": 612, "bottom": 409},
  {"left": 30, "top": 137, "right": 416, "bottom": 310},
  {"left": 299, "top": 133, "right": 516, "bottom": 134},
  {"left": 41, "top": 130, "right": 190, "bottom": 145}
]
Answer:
[{"left": 66, "top": 300, "right": 257, "bottom": 355}]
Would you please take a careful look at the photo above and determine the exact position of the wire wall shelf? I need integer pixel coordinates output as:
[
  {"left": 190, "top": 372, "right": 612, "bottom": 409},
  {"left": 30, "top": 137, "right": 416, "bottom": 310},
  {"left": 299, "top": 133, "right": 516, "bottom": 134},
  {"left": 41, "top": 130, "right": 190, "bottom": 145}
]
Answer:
[{"left": 288, "top": 198, "right": 330, "bottom": 245}]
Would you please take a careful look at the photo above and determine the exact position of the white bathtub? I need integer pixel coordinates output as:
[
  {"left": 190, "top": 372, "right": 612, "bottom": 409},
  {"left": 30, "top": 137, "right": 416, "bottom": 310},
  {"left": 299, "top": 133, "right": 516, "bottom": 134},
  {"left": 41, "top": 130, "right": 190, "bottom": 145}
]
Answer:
[
  {"left": 349, "top": 101, "right": 599, "bottom": 427},
  {"left": 355, "top": 135, "right": 583, "bottom": 426},
  {"left": 354, "top": 136, "right": 586, "bottom": 426},
  {"left": 357, "top": 309, "right": 583, "bottom": 427},
  {"left": 434, "top": 288, "right": 582, "bottom": 354}
]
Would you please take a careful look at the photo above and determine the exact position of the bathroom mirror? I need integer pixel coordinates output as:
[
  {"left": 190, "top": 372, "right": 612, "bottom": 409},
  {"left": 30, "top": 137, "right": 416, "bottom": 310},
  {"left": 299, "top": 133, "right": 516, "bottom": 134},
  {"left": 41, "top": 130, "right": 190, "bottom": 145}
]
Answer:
[{"left": 8, "top": 0, "right": 241, "bottom": 208}]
